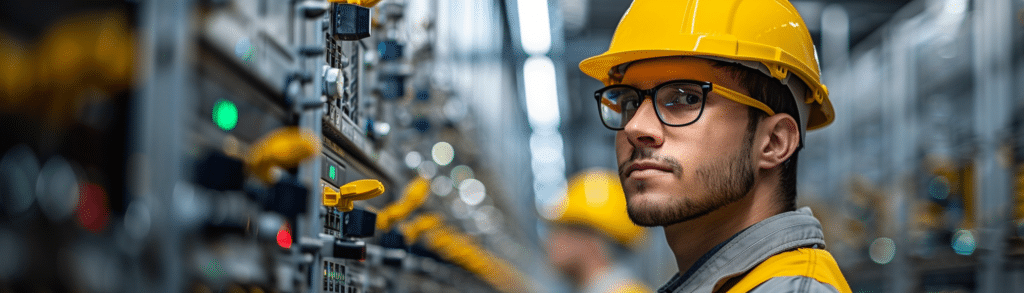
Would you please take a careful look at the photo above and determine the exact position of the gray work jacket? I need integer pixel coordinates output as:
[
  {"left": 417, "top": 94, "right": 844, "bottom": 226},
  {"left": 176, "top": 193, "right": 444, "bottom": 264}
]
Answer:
[{"left": 658, "top": 207, "right": 844, "bottom": 293}]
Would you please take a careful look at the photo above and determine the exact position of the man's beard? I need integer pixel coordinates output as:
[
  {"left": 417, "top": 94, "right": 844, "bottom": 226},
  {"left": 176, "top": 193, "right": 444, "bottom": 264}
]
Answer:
[{"left": 620, "top": 132, "right": 756, "bottom": 227}]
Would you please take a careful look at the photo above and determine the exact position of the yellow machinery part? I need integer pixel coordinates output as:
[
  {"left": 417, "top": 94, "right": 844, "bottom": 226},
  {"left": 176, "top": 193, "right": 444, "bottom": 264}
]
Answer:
[
  {"left": 246, "top": 127, "right": 319, "bottom": 184},
  {"left": 323, "top": 179, "right": 385, "bottom": 211},
  {"left": 375, "top": 177, "right": 430, "bottom": 231}
]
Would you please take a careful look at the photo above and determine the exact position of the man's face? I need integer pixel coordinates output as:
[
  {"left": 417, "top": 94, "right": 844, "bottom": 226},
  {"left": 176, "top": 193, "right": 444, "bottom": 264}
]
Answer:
[{"left": 616, "top": 57, "right": 757, "bottom": 227}]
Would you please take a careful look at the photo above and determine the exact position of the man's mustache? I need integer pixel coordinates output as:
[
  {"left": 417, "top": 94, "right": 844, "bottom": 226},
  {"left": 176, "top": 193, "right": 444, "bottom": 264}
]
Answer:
[{"left": 618, "top": 148, "right": 684, "bottom": 179}]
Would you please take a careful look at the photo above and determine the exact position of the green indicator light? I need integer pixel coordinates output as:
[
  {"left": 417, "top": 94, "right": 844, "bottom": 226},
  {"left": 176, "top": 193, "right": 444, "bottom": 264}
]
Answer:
[
  {"left": 329, "top": 165, "right": 337, "bottom": 180},
  {"left": 212, "top": 99, "right": 238, "bottom": 131}
]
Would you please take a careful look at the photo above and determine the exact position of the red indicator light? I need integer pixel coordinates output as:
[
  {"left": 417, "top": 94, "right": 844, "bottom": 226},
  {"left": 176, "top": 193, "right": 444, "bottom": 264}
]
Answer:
[
  {"left": 277, "top": 224, "right": 292, "bottom": 249},
  {"left": 76, "top": 182, "right": 109, "bottom": 233}
]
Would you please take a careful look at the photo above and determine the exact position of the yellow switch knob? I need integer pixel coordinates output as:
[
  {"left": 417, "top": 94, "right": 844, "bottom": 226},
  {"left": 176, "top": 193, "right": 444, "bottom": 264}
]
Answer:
[
  {"left": 325, "top": 179, "right": 384, "bottom": 212},
  {"left": 247, "top": 127, "right": 319, "bottom": 184}
]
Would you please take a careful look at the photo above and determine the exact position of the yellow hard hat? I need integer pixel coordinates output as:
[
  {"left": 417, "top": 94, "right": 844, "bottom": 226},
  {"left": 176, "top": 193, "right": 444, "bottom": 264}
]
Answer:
[
  {"left": 579, "top": 0, "right": 834, "bottom": 130},
  {"left": 545, "top": 169, "right": 645, "bottom": 247}
]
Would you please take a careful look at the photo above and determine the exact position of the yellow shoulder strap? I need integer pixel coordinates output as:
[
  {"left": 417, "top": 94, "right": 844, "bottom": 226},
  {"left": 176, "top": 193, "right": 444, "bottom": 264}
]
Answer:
[{"left": 725, "top": 248, "right": 852, "bottom": 293}]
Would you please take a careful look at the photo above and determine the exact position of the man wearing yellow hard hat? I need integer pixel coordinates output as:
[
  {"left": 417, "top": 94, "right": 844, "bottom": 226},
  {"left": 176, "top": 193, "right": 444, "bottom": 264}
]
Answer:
[
  {"left": 544, "top": 169, "right": 652, "bottom": 293},
  {"left": 578, "top": 0, "right": 851, "bottom": 292}
]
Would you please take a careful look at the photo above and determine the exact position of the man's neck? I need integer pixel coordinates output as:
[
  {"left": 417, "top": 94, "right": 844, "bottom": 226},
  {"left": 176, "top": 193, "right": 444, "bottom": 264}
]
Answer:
[{"left": 663, "top": 181, "right": 780, "bottom": 273}]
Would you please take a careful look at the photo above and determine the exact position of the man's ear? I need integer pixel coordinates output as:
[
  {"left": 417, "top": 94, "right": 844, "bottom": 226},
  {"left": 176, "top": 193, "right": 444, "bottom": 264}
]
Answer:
[{"left": 755, "top": 114, "right": 800, "bottom": 170}]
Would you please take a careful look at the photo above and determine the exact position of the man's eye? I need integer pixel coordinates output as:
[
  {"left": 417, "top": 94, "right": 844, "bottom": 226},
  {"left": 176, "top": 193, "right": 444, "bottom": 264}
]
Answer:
[
  {"left": 688, "top": 94, "right": 701, "bottom": 104},
  {"left": 664, "top": 93, "right": 699, "bottom": 106}
]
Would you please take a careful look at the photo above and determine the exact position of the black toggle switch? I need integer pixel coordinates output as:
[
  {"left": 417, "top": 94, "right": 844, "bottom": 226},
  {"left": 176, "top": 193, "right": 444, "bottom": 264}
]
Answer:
[
  {"left": 333, "top": 240, "right": 366, "bottom": 260},
  {"left": 270, "top": 179, "right": 309, "bottom": 219},
  {"left": 332, "top": 3, "right": 371, "bottom": 40},
  {"left": 195, "top": 152, "right": 245, "bottom": 191},
  {"left": 343, "top": 208, "right": 376, "bottom": 238}
]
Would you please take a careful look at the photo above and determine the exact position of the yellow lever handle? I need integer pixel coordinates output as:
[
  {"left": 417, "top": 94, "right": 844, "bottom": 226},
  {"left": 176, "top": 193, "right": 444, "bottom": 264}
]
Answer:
[
  {"left": 247, "top": 127, "right": 319, "bottom": 184},
  {"left": 324, "top": 179, "right": 385, "bottom": 211}
]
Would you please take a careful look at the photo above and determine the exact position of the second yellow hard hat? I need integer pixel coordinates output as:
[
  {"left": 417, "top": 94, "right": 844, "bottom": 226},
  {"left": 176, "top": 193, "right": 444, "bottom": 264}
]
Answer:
[{"left": 544, "top": 169, "right": 645, "bottom": 248}]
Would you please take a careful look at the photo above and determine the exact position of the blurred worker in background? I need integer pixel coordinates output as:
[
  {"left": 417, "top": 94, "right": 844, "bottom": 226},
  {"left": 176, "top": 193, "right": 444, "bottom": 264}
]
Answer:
[
  {"left": 577, "top": 0, "right": 851, "bottom": 292},
  {"left": 544, "top": 169, "right": 651, "bottom": 293}
]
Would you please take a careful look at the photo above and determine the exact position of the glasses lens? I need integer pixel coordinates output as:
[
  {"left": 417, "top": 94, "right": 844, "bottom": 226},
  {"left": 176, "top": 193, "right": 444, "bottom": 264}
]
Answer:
[
  {"left": 598, "top": 87, "right": 639, "bottom": 129},
  {"left": 655, "top": 82, "right": 705, "bottom": 125}
]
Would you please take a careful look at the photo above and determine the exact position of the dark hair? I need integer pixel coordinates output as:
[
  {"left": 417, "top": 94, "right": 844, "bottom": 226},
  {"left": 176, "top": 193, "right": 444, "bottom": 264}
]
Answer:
[{"left": 712, "top": 61, "right": 800, "bottom": 212}]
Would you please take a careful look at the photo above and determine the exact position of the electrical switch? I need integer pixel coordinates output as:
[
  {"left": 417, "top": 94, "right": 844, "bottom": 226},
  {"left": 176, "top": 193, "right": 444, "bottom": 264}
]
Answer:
[
  {"left": 330, "top": 3, "right": 371, "bottom": 40},
  {"left": 270, "top": 179, "right": 309, "bottom": 219},
  {"left": 343, "top": 208, "right": 377, "bottom": 238},
  {"left": 246, "top": 127, "right": 319, "bottom": 184},
  {"left": 323, "top": 179, "right": 384, "bottom": 212},
  {"left": 333, "top": 239, "right": 366, "bottom": 260}
]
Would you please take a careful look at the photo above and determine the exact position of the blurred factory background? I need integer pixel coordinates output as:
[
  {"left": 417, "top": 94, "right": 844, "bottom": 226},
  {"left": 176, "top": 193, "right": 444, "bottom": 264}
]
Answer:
[{"left": 0, "top": 0, "right": 1022, "bottom": 292}]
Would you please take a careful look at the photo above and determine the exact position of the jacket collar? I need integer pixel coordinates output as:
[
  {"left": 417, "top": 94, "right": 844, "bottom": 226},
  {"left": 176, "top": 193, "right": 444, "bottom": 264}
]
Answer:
[{"left": 666, "top": 207, "right": 826, "bottom": 293}]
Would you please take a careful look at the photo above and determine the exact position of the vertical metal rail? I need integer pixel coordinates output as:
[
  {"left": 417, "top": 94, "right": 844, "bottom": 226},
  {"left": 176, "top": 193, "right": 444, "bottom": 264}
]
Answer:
[
  {"left": 298, "top": 3, "right": 326, "bottom": 292},
  {"left": 972, "top": 0, "right": 1014, "bottom": 292},
  {"left": 884, "top": 19, "right": 919, "bottom": 293},
  {"left": 135, "top": 0, "right": 193, "bottom": 292}
]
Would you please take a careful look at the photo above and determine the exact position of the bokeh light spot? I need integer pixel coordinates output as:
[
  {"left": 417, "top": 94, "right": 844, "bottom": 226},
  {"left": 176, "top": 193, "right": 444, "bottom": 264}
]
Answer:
[
  {"left": 431, "top": 176, "right": 454, "bottom": 197},
  {"left": 431, "top": 142, "right": 454, "bottom": 166},
  {"left": 869, "top": 237, "right": 896, "bottom": 264},
  {"left": 952, "top": 229, "right": 976, "bottom": 255},
  {"left": 450, "top": 165, "right": 474, "bottom": 185},
  {"left": 404, "top": 152, "right": 422, "bottom": 169},
  {"left": 459, "top": 179, "right": 486, "bottom": 206}
]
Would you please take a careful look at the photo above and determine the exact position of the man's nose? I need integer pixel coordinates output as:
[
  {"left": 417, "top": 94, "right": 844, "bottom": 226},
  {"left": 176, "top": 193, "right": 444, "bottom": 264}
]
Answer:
[{"left": 623, "top": 98, "right": 665, "bottom": 148}]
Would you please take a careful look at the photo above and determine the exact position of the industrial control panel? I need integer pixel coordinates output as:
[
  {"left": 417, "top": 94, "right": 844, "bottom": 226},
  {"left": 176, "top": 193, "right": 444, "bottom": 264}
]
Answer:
[{"left": 0, "top": 0, "right": 531, "bottom": 292}]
